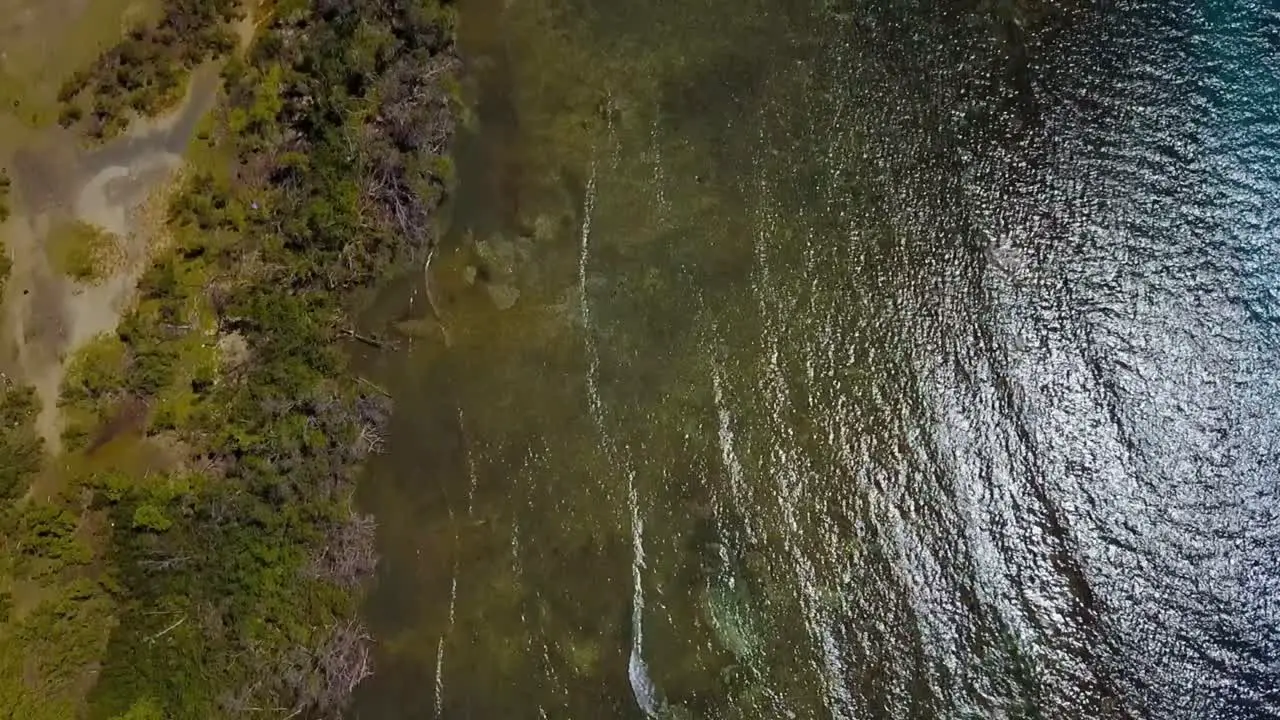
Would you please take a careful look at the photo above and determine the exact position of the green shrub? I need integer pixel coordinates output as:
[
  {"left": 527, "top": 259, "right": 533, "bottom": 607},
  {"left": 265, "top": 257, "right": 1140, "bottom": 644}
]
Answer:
[
  {"left": 63, "top": 334, "right": 128, "bottom": 405},
  {"left": 0, "top": 386, "right": 43, "bottom": 501},
  {"left": 47, "top": 220, "right": 120, "bottom": 283},
  {"left": 57, "top": 0, "right": 242, "bottom": 139},
  {"left": 130, "top": 505, "right": 171, "bottom": 533},
  {"left": 17, "top": 504, "right": 85, "bottom": 564},
  {"left": 110, "top": 697, "right": 165, "bottom": 720}
]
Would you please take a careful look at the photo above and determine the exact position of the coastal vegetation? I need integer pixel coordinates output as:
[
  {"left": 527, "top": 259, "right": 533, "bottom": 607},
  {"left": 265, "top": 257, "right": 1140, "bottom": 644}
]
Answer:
[
  {"left": 0, "top": 0, "right": 458, "bottom": 717},
  {"left": 0, "top": 384, "right": 101, "bottom": 720},
  {"left": 57, "top": 0, "right": 242, "bottom": 139}
]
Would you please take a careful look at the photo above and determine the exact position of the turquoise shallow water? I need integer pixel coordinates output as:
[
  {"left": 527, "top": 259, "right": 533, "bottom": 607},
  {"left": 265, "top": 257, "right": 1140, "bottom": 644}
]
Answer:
[{"left": 352, "top": 1, "right": 1280, "bottom": 718}]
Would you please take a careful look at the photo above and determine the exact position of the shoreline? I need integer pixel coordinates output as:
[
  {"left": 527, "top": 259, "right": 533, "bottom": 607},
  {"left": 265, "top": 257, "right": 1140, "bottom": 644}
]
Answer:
[{"left": 0, "top": 0, "right": 459, "bottom": 716}]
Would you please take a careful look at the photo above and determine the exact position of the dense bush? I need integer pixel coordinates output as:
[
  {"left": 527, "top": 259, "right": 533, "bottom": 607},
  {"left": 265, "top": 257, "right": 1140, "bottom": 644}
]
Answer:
[
  {"left": 58, "top": 0, "right": 242, "bottom": 139},
  {"left": 0, "top": 386, "right": 44, "bottom": 501},
  {"left": 0, "top": 386, "right": 118, "bottom": 720}
]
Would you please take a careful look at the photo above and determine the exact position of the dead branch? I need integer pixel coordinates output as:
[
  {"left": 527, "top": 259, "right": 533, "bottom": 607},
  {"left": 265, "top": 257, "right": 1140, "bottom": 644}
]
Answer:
[
  {"left": 357, "top": 423, "right": 385, "bottom": 455},
  {"left": 355, "top": 376, "right": 391, "bottom": 398},
  {"left": 139, "top": 555, "right": 192, "bottom": 571},
  {"left": 339, "top": 328, "right": 388, "bottom": 349},
  {"left": 146, "top": 616, "right": 187, "bottom": 644},
  {"left": 282, "top": 619, "right": 374, "bottom": 717},
  {"left": 422, "top": 247, "right": 443, "bottom": 322}
]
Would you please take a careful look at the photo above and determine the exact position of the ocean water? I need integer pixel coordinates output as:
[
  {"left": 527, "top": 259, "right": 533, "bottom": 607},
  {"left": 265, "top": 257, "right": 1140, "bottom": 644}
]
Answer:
[{"left": 351, "top": 1, "right": 1280, "bottom": 717}]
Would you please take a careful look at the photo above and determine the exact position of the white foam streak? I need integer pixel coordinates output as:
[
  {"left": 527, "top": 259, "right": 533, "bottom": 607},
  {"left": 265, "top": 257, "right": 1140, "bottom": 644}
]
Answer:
[
  {"left": 710, "top": 362, "right": 748, "bottom": 516},
  {"left": 435, "top": 565, "right": 458, "bottom": 720},
  {"left": 579, "top": 162, "right": 604, "bottom": 426},
  {"left": 458, "top": 408, "right": 478, "bottom": 516},
  {"left": 627, "top": 466, "right": 661, "bottom": 716},
  {"left": 433, "top": 637, "right": 446, "bottom": 719},
  {"left": 575, "top": 154, "right": 660, "bottom": 717}
]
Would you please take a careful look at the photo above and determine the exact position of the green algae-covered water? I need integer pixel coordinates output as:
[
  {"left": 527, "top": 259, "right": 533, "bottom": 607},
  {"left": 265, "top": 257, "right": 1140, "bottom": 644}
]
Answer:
[{"left": 351, "top": 0, "right": 1280, "bottom": 717}]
